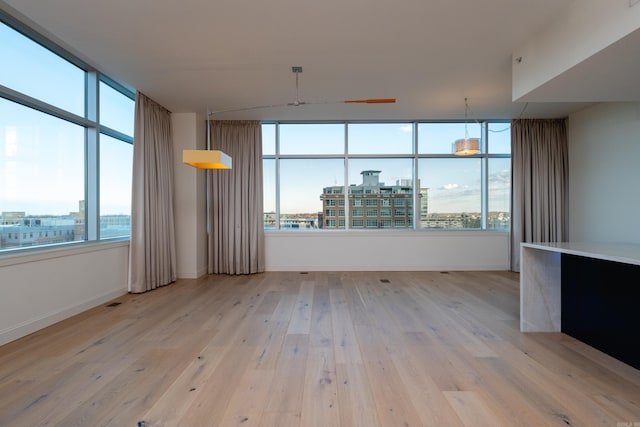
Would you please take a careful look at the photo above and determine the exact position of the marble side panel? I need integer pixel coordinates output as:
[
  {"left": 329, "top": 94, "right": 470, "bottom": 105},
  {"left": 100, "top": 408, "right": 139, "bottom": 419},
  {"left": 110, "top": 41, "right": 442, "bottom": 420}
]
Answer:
[{"left": 520, "top": 246, "right": 561, "bottom": 332}]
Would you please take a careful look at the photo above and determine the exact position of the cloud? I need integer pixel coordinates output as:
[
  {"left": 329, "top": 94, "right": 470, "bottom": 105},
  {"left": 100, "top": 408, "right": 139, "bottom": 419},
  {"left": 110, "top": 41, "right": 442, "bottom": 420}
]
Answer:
[
  {"left": 489, "top": 168, "right": 510, "bottom": 188},
  {"left": 441, "top": 183, "right": 459, "bottom": 190},
  {"left": 399, "top": 124, "right": 413, "bottom": 133}
]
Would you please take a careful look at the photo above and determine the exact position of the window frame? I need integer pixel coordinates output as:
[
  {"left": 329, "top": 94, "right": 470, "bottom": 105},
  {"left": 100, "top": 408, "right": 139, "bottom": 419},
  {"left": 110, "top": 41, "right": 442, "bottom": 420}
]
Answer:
[
  {"left": 262, "top": 121, "right": 511, "bottom": 231},
  {"left": 0, "top": 11, "right": 135, "bottom": 254}
]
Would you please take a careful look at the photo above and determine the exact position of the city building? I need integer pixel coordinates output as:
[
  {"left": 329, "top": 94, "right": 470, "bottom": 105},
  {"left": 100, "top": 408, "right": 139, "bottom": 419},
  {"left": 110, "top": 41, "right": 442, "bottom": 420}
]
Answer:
[
  {"left": 320, "top": 170, "right": 421, "bottom": 229},
  {"left": 0, "top": 214, "right": 77, "bottom": 248},
  {"left": 0, "top": 200, "right": 130, "bottom": 249},
  {"left": 100, "top": 215, "right": 132, "bottom": 239}
]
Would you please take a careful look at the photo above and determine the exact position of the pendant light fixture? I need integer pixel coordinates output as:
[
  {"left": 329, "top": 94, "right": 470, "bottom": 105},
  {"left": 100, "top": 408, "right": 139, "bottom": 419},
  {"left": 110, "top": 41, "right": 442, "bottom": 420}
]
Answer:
[
  {"left": 182, "top": 112, "right": 232, "bottom": 169},
  {"left": 454, "top": 97, "right": 480, "bottom": 156}
]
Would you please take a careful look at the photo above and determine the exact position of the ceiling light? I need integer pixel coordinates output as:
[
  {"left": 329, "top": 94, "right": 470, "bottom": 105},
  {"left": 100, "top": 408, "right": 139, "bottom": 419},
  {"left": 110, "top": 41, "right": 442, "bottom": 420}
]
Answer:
[
  {"left": 454, "top": 97, "right": 480, "bottom": 156},
  {"left": 454, "top": 138, "right": 480, "bottom": 156},
  {"left": 182, "top": 112, "right": 232, "bottom": 169},
  {"left": 182, "top": 149, "right": 232, "bottom": 169}
]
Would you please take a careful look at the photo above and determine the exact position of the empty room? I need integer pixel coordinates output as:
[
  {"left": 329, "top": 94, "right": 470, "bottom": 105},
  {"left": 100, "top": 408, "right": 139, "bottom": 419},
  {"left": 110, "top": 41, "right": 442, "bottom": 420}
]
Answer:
[{"left": 1, "top": 0, "right": 639, "bottom": 425}]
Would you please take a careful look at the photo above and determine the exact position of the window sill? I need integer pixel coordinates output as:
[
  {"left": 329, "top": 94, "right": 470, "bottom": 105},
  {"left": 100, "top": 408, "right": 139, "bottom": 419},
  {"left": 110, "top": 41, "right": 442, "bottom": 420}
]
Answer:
[{"left": 0, "top": 238, "right": 130, "bottom": 268}]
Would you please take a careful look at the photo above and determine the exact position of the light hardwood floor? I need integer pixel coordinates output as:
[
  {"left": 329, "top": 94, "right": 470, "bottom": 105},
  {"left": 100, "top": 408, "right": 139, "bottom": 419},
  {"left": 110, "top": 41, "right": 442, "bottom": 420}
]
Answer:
[{"left": 0, "top": 271, "right": 638, "bottom": 426}]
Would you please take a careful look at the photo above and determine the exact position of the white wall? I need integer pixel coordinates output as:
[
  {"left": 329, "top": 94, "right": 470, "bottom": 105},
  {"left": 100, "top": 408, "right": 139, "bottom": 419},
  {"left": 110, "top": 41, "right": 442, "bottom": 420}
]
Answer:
[
  {"left": 172, "top": 113, "right": 208, "bottom": 279},
  {"left": 567, "top": 102, "right": 640, "bottom": 243},
  {"left": 265, "top": 230, "right": 510, "bottom": 271},
  {"left": 0, "top": 241, "right": 129, "bottom": 346}
]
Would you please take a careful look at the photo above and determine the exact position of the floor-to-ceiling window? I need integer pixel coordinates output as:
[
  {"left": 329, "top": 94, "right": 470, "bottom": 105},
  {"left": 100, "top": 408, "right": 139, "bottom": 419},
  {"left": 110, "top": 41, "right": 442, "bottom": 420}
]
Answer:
[
  {"left": 263, "top": 121, "right": 510, "bottom": 231},
  {"left": 0, "top": 15, "right": 134, "bottom": 252}
]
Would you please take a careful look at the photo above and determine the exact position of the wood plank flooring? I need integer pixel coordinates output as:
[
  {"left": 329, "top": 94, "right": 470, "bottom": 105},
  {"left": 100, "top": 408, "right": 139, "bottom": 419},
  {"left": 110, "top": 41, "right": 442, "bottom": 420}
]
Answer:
[{"left": 0, "top": 271, "right": 638, "bottom": 426}]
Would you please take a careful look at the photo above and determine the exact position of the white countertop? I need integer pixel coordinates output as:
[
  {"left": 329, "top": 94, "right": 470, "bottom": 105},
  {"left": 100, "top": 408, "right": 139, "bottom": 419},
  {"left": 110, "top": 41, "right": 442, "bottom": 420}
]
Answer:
[{"left": 521, "top": 242, "right": 640, "bottom": 266}]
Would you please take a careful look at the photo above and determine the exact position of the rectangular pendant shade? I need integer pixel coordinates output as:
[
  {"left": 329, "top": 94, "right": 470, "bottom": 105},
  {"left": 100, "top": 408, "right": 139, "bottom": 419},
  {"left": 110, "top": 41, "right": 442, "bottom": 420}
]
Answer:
[{"left": 183, "top": 149, "right": 232, "bottom": 169}]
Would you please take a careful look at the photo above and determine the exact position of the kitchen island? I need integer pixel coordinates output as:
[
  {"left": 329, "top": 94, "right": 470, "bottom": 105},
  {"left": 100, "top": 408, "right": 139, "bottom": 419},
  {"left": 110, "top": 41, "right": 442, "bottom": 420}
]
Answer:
[{"left": 520, "top": 241, "right": 640, "bottom": 369}]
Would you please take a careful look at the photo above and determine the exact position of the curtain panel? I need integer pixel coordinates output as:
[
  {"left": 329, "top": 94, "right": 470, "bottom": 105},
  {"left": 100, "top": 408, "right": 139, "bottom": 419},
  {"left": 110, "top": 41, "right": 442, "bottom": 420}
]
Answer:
[
  {"left": 510, "top": 118, "right": 569, "bottom": 271},
  {"left": 208, "top": 120, "right": 265, "bottom": 275},
  {"left": 129, "top": 92, "right": 177, "bottom": 293}
]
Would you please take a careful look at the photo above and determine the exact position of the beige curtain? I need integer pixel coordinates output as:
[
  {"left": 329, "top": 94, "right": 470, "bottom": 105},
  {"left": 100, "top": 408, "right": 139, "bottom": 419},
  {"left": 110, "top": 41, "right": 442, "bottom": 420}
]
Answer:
[
  {"left": 208, "top": 120, "right": 265, "bottom": 275},
  {"left": 510, "top": 119, "right": 569, "bottom": 271},
  {"left": 129, "top": 92, "right": 177, "bottom": 293}
]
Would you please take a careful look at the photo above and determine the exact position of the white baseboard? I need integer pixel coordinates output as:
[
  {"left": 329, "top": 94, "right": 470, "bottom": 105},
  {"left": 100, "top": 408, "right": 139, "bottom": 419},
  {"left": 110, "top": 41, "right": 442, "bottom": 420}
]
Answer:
[
  {"left": 0, "top": 288, "right": 126, "bottom": 347},
  {"left": 176, "top": 265, "right": 209, "bottom": 279}
]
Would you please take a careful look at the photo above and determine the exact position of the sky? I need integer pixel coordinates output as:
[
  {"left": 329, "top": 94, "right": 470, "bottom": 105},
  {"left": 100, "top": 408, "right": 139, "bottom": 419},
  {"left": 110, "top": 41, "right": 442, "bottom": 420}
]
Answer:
[{"left": 1, "top": 22, "right": 134, "bottom": 217}]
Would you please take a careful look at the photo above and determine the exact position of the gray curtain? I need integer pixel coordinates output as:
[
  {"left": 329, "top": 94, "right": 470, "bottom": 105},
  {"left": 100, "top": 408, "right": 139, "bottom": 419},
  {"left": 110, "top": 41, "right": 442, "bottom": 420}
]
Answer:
[
  {"left": 510, "top": 119, "right": 569, "bottom": 271},
  {"left": 129, "top": 92, "right": 177, "bottom": 293},
  {"left": 208, "top": 120, "right": 265, "bottom": 275}
]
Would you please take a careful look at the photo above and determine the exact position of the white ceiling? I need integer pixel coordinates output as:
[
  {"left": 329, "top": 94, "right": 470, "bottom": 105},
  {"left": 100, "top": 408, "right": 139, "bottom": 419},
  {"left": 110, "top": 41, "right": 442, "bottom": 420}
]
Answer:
[{"left": 2, "top": 0, "right": 634, "bottom": 121}]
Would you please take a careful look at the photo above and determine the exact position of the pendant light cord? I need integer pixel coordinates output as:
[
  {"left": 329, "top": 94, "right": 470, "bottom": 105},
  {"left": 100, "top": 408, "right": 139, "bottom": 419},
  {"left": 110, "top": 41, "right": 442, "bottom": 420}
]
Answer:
[
  {"left": 464, "top": 97, "right": 470, "bottom": 139},
  {"left": 464, "top": 98, "right": 528, "bottom": 133}
]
